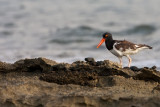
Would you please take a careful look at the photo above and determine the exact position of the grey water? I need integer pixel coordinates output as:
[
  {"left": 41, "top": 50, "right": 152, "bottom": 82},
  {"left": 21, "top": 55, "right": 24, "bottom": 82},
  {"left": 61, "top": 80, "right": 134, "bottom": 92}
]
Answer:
[{"left": 0, "top": 0, "right": 160, "bottom": 68}]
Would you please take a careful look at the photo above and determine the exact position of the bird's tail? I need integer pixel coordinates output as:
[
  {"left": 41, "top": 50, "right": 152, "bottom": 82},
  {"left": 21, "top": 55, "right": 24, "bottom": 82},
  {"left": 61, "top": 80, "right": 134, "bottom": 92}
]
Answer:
[{"left": 137, "top": 44, "right": 152, "bottom": 49}]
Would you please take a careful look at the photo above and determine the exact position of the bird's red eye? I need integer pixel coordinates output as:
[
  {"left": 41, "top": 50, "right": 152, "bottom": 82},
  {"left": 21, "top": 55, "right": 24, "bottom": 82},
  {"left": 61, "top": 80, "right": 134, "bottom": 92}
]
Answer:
[{"left": 105, "top": 35, "right": 108, "bottom": 37}]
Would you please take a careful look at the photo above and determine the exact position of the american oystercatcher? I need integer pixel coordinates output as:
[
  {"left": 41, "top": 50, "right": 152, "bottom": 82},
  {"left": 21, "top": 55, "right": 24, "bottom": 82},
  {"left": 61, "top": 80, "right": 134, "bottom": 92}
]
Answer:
[{"left": 97, "top": 32, "right": 152, "bottom": 67}]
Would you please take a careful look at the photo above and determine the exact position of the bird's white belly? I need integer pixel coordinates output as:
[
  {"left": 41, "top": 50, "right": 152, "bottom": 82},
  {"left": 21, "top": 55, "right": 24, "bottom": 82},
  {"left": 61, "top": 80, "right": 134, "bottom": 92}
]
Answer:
[
  {"left": 123, "top": 48, "right": 139, "bottom": 55},
  {"left": 109, "top": 49, "right": 123, "bottom": 57},
  {"left": 109, "top": 46, "right": 139, "bottom": 57}
]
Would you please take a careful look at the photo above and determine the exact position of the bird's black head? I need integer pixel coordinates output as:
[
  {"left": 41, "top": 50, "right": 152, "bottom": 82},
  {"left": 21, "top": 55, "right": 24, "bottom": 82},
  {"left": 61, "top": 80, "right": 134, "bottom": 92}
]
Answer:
[
  {"left": 102, "top": 32, "right": 112, "bottom": 39},
  {"left": 97, "top": 32, "right": 113, "bottom": 48}
]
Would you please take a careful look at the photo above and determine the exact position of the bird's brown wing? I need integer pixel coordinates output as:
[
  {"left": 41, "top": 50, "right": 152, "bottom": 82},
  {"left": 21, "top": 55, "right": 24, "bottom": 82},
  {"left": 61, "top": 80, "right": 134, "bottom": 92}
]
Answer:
[{"left": 114, "top": 40, "right": 137, "bottom": 51}]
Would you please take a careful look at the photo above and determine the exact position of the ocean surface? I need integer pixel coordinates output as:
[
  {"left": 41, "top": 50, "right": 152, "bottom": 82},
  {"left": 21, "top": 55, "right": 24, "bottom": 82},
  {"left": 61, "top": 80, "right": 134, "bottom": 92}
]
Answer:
[{"left": 0, "top": 0, "right": 160, "bottom": 68}]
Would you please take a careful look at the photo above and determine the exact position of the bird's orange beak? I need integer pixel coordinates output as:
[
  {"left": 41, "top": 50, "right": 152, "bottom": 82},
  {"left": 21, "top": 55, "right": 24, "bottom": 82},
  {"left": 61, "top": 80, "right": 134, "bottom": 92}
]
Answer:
[{"left": 97, "top": 38, "right": 105, "bottom": 48}]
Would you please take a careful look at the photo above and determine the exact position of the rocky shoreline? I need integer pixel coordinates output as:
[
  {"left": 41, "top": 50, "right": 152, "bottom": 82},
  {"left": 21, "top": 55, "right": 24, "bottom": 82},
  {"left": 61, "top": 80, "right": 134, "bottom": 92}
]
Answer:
[{"left": 0, "top": 57, "right": 160, "bottom": 107}]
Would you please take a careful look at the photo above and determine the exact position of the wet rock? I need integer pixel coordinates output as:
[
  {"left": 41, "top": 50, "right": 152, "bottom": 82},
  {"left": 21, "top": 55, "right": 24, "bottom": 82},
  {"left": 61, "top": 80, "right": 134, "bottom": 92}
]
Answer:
[
  {"left": 40, "top": 71, "right": 98, "bottom": 87},
  {"left": 43, "top": 58, "right": 135, "bottom": 86}
]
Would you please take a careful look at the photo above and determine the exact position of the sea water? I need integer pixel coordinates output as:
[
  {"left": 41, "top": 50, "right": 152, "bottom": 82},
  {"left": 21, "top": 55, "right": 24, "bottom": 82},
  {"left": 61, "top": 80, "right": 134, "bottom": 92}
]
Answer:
[{"left": 0, "top": 0, "right": 160, "bottom": 68}]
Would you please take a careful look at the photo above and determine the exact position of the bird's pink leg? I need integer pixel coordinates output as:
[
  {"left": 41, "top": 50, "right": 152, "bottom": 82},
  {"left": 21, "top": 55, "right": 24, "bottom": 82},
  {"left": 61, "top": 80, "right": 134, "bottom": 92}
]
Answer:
[
  {"left": 119, "top": 57, "right": 122, "bottom": 67},
  {"left": 126, "top": 55, "right": 132, "bottom": 67}
]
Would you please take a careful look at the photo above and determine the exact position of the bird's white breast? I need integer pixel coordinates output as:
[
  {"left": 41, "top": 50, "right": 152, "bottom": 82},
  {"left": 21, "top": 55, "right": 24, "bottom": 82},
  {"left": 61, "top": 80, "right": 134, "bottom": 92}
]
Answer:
[{"left": 109, "top": 43, "right": 123, "bottom": 57}]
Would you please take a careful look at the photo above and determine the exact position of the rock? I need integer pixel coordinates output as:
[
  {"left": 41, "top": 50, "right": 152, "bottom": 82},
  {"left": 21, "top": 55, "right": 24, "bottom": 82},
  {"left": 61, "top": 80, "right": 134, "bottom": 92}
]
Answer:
[
  {"left": 0, "top": 57, "right": 159, "bottom": 107},
  {"left": 85, "top": 57, "right": 96, "bottom": 65},
  {"left": 134, "top": 68, "right": 160, "bottom": 83},
  {"left": 130, "top": 66, "right": 140, "bottom": 72},
  {"left": 153, "top": 84, "right": 160, "bottom": 91},
  {"left": 52, "top": 63, "right": 71, "bottom": 71},
  {"left": 40, "top": 71, "right": 98, "bottom": 87},
  {"left": 97, "top": 60, "right": 122, "bottom": 68},
  {"left": 0, "top": 61, "right": 15, "bottom": 72},
  {"left": 85, "top": 57, "right": 95, "bottom": 62},
  {"left": 96, "top": 61, "right": 104, "bottom": 66},
  {"left": 13, "top": 57, "right": 57, "bottom": 72},
  {"left": 151, "top": 66, "right": 157, "bottom": 70}
]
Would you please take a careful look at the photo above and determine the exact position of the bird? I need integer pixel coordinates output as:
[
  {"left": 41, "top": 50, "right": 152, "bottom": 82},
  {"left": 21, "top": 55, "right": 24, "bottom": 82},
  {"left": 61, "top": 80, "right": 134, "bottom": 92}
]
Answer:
[{"left": 97, "top": 32, "right": 152, "bottom": 67}]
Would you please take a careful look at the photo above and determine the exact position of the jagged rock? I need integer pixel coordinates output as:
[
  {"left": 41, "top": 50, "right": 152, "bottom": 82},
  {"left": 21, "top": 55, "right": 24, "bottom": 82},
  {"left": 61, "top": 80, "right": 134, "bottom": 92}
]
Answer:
[
  {"left": 52, "top": 63, "right": 71, "bottom": 71},
  {"left": 96, "top": 60, "right": 121, "bottom": 68},
  {"left": 151, "top": 66, "right": 157, "bottom": 70},
  {"left": 0, "top": 61, "right": 15, "bottom": 72},
  {"left": 0, "top": 57, "right": 159, "bottom": 107},
  {"left": 85, "top": 57, "right": 96, "bottom": 65},
  {"left": 134, "top": 68, "right": 160, "bottom": 83},
  {"left": 13, "top": 57, "right": 57, "bottom": 72},
  {"left": 85, "top": 57, "right": 95, "bottom": 62},
  {"left": 130, "top": 66, "right": 140, "bottom": 72}
]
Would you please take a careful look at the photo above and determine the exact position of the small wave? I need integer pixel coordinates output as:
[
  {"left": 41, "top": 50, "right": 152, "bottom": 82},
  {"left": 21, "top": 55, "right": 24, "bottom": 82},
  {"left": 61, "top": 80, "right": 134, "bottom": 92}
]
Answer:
[
  {"left": 50, "top": 25, "right": 104, "bottom": 45},
  {"left": 50, "top": 39, "right": 91, "bottom": 44},
  {"left": 4, "top": 22, "right": 15, "bottom": 28},
  {"left": 118, "top": 25, "right": 156, "bottom": 36},
  {"left": 0, "top": 30, "right": 13, "bottom": 37},
  {"left": 57, "top": 52, "right": 75, "bottom": 58},
  {"left": 55, "top": 25, "right": 104, "bottom": 37}
]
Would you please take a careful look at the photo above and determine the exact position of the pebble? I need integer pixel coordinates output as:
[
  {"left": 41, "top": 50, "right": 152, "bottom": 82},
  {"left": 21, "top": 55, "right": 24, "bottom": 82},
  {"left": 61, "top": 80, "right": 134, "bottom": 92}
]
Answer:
[
  {"left": 85, "top": 57, "right": 95, "bottom": 62},
  {"left": 130, "top": 66, "right": 140, "bottom": 72}
]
